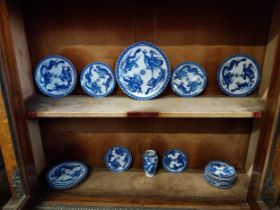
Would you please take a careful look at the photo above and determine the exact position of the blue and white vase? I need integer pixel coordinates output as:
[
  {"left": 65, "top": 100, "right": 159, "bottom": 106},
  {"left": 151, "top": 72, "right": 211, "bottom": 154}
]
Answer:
[{"left": 143, "top": 150, "right": 158, "bottom": 177}]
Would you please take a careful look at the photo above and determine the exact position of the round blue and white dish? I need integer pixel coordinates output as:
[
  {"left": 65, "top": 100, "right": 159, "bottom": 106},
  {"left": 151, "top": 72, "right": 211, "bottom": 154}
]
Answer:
[
  {"left": 171, "top": 62, "right": 207, "bottom": 97},
  {"left": 80, "top": 62, "right": 116, "bottom": 97},
  {"left": 206, "top": 161, "right": 236, "bottom": 179},
  {"left": 34, "top": 55, "right": 77, "bottom": 98},
  {"left": 115, "top": 41, "right": 171, "bottom": 100},
  {"left": 162, "top": 149, "right": 188, "bottom": 173},
  {"left": 104, "top": 146, "right": 132, "bottom": 173},
  {"left": 217, "top": 54, "right": 261, "bottom": 96},
  {"left": 46, "top": 161, "right": 88, "bottom": 189}
]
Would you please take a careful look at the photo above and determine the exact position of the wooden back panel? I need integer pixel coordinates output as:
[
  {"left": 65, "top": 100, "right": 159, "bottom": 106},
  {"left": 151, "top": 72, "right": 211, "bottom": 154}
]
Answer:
[
  {"left": 40, "top": 118, "right": 252, "bottom": 170},
  {"left": 21, "top": 0, "right": 273, "bottom": 96}
]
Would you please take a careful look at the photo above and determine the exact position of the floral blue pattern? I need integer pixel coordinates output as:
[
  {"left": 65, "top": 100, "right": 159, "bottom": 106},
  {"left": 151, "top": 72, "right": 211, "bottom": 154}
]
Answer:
[
  {"left": 115, "top": 42, "right": 171, "bottom": 100},
  {"left": 34, "top": 55, "right": 77, "bottom": 98},
  {"left": 80, "top": 62, "right": 115, "bottom": 97},
  {"left": 171, "top": 62, "right": 207, "bottom": 97},
  {"left": 217, "top": 55, "right": 260, "bottom": 96},
  {"left": 104, "top": 146, "right": 132, "bottom": 173},
  {"left": 162, "top": 149, "right": 188, "bottom": 173},
  {"left": 143, "top": 150, "right": 158, "bottom": 177},
  {"left": 46, "top": 161, "right": 88, "bottom": 189}
]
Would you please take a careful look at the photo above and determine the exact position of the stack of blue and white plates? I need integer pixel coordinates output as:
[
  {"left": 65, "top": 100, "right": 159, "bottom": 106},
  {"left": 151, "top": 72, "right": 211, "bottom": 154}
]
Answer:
[
  {"left": 46, "top": 161, "right": 88, "bottom": 190},
  {"left": 204, "top": 161, "right": 236, "bottom": 189}
]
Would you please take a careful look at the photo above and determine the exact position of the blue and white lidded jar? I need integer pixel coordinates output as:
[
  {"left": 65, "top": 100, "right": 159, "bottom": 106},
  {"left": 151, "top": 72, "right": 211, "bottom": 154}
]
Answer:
[{"left": 143, "top": 150, "right": 158, "bottom": 177}]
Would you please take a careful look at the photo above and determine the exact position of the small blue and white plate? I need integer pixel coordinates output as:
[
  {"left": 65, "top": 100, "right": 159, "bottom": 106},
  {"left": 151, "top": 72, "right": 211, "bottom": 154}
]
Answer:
[
  {"left": 116, "top": 41, "right": 171, "bottom": 100},
  {"left": 34, "top": 55, "right": 77, "bottom": 98},
  {"left": 162, "top": 149, "right": 188, "bottom": 173},
  {"left": 104, "top": 146, "right": 132, "bottom": 173},
  {"left": 80, "top": 62, "right": 116, "bottom": 97},
  {"left": 46, "top": 161, "right": 88, "bottom": 189},
  {"left": 171, "top": 62, "right": 207, "bottom": 97},
  {"left": 206, "top": 161, "right": 236, "bottom": 179},
  {"left": 217, "top": 54, "right": 261, "bottom": 96}
]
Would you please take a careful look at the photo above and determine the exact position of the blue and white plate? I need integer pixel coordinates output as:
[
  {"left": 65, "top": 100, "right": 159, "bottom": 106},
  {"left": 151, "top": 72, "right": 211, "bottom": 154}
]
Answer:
[
  {"left": 34, "top": 55, "right": 77, "bottom": 98},
  {"left": 46, "top": 161, "right": 88, "bottom": 189},
  {"left": 80, "top": 62, "right": 116, "bottom": 97},
  {"left": 217, "top": 55, "right": 260, "bottom": 96},
  {"left": 206, "top": 161, "right": 236, "bottom": 179},
  {"left": 171, "top": 62, "right": 207, "bottom": 97},
  {"left": 162, "top": 149, "right": 188, "bottom": 173},
  {"left": 116, "top": 41, "right": 171, "bottom": 100},
  {"left": 104, "top": 146, "right": 132, "bottom": 173}
]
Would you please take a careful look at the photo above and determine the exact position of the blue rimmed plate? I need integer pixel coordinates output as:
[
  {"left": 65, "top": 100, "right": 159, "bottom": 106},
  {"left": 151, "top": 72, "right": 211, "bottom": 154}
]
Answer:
[
  {"left": 80, "top": 62, "right": 116, "bottom": 97},
  {"left": 115, "top": 41, "right": 171, "bottom": 100},
  {"left": 46, "top": 161, "right": 88, "bottom": 189},
  {"left": 104, "top": 146, "right": 132, "bottom": 173},
  {"left": 34, "top": 55, "right": 77, "bottom": 98},
  {"left": 205, "top": 160, "right": 236, "bottom": 179},
  {"left": 162, "top": 149, "right": 188, "bottom": 173},
  {"left": 171, "top": 62, "right": 207, "bottom": 97},
  {"left": 217, "top": 54, "right": 261, "bottom": 97}
]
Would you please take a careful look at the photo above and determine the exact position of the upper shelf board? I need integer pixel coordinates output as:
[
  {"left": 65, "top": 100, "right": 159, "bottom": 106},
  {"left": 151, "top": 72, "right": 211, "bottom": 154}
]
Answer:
[{"left": 26, "top": 95, "right": 265, "bottom": 118}]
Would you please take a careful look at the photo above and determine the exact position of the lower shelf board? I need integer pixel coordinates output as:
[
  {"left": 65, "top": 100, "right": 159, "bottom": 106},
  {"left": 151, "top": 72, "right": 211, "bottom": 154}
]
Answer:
[
  {"left": 26, "top": 95, "right": 264, "bottom": 118},
  {"left": 40, "top": 168, "right": 249, "bottom": 202}
]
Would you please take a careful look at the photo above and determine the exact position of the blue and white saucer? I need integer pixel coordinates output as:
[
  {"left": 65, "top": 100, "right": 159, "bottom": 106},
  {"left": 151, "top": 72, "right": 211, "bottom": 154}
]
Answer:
[
  {"left": 162, "top": 149, "right": 188, "bottom": 173},
  {"left": 217, "top": 55, "right": 261, "bottom": 96},
  {"left": 104, "top": 146, "right": 132, "bottom": 173},
  {"left": 80, "top": 62, "right": 116, "bottom": 97},
  {"left": 46, "top": 161, "right": 88, "bottom": 189},
  {"left": 115, "top": 41, "right": 171, "bottom": 100},
  {"left": 171, "top": 62, "right": 207, "bottom": 97},
  {"left": 206, "top": 161, "right": 236, "bottom": 179},
  {"left": 34, "top": 55, "right": 77, "bottom": 98}
]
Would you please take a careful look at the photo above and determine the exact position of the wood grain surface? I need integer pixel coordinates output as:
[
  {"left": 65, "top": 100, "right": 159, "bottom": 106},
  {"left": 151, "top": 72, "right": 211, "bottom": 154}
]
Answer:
[
  {"left": 41, "top": 168, "right": 249, "bottom": 200},
  {"left": 21, "top": 0, "right": 273, "bottom": 96},
  {"left": 26, "top": 96, "right": 265, "bottom": 118},
  {"left": 40, "top": 118, "right": 252, "bottom": 170}
]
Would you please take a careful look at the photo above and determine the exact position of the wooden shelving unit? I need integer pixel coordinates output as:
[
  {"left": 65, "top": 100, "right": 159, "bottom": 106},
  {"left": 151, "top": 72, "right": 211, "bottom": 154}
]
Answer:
[
  {"left": 26, "top": 96, "right": 264, "bottom": 118},
  {"left": 0, "top": 0, "right": 279, "bottom": 209}
]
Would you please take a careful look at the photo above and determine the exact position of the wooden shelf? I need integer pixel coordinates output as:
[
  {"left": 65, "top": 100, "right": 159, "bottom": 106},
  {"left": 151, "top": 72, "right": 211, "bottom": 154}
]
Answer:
[
  {"left": 40, "top": 168, "right": 249, "bottom": 202},
  {"left": 26, "top": 95, "right": 264, "bottom": 118}
]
